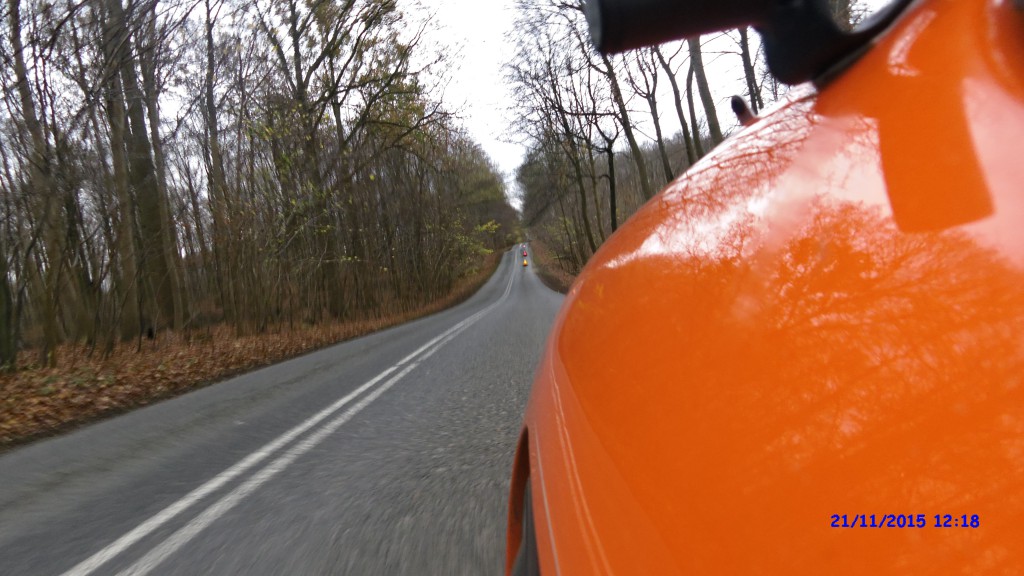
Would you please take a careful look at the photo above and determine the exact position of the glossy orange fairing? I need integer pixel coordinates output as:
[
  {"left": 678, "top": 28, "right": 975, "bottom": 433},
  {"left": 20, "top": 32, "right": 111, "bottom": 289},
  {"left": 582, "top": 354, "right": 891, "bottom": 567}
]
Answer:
[{"left": 510, "top": 0, "right": 1024, "bottom": 573}]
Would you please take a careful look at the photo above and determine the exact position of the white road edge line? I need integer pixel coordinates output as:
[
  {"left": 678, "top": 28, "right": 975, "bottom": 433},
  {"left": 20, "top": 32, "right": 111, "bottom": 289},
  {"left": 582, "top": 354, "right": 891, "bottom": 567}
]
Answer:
[{"left": 61, "top": 249, "right": 517, "bottom": 576}]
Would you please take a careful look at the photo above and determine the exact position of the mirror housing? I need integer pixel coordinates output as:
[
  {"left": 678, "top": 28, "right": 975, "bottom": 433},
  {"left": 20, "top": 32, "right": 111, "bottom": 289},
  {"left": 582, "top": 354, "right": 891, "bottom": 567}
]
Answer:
[{"left": 586, "top": 0, "right": 916, "bottom": 84}]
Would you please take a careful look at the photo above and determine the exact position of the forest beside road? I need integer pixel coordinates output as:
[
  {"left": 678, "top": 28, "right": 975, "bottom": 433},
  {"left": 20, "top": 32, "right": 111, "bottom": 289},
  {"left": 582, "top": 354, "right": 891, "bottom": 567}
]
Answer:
[{"left": 1, "top": 0, "right": 519, "bottom": 377}]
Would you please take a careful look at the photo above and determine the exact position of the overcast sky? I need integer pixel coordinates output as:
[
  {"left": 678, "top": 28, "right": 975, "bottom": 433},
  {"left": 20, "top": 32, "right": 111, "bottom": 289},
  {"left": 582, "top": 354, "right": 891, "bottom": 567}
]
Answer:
[
  {"left": 418, "top": 0, "right": 755, "bottom": 200},
  {"left": 416, "top": 0, "right": 887, "bottom": 204},
  {"left": 414, "top": 0, "right": 524, "bottom": 195}
]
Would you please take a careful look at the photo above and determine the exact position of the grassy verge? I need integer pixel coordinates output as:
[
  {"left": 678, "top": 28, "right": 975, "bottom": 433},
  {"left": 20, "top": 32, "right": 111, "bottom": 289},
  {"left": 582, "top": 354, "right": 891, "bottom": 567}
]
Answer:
[
  {"left": 0, "top": 252, "right": 503, "bottom": 450},
  {"left": 529, "top": 239, "right": 577, "bottom": 294}
]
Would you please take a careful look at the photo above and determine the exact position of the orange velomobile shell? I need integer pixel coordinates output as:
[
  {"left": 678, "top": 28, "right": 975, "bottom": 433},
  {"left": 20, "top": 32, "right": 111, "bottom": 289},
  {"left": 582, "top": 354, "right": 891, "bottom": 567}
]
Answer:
[{"left": 509, "top": 0, "right": 1024, "bottom": 573}]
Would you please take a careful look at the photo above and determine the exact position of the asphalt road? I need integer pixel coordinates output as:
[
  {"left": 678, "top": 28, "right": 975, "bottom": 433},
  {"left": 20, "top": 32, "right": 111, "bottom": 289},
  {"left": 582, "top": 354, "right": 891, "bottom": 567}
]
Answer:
[{"left": 0, "top": 247, "right": 563, "bottom": 575}]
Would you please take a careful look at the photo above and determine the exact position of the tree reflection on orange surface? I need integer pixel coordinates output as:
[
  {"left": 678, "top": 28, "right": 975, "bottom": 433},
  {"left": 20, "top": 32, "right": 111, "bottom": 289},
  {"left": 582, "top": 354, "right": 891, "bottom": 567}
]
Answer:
[{"left": 555, "top": 96, "right": 1024, "bottom": 572}]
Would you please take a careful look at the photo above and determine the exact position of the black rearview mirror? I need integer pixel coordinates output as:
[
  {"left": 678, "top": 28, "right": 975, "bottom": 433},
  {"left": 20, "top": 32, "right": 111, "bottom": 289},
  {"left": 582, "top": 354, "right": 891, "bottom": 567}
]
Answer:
[{"left": 585, "top": 0, "right": 916, "bottom": 85}]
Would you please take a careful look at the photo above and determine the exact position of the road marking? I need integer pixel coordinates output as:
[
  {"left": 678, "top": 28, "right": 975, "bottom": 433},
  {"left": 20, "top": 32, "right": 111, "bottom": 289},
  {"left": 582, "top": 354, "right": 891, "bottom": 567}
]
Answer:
[
  {"left": 58, "top": 367, "right": 398, "bottom": 576},
  {"left": 113, "top": 362, "right": 419, "bottom": 576},
  {"left": 61, "top": 250, "right": 517, "bottom": 576},
  {"left": 115, "top": 316, "right": 476, "bottom": 576}
]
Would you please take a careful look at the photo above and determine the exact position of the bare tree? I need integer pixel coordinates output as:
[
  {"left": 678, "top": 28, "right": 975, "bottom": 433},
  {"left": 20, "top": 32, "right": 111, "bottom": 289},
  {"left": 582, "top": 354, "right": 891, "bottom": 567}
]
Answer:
[
  {"left": 737, "top": 28, "right": 763, "bottom": 114},
  {"left": 626, "top": 48, "right": 674, "bottom": 182},
  {"left": 0, "top": 0, "right": 517, "bottom": 363},
  {"left": 653, "top": 45, "right": 697, "bottom": 167},
  {"left": 687, "top": 36, "right": 723, "bottom": 146}
]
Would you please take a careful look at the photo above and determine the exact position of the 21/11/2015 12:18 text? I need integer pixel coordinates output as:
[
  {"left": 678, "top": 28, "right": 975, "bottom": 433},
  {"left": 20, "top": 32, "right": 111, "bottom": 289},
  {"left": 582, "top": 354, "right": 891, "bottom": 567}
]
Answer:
[{"left": 830, "top": 514, "right": 980, "bottom": 528}]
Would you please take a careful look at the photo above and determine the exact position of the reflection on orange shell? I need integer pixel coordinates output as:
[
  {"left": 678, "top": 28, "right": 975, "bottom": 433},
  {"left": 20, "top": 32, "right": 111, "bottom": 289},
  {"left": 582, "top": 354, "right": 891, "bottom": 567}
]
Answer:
[{"left": 517, "top": 0, "right": 1024, "bottom": 573}]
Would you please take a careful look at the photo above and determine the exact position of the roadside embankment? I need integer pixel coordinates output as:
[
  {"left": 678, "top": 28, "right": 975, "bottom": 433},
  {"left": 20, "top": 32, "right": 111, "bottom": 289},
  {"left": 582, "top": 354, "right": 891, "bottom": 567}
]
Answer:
[{"left": 528, "top": 239, "right": 577, "bottom": 294}]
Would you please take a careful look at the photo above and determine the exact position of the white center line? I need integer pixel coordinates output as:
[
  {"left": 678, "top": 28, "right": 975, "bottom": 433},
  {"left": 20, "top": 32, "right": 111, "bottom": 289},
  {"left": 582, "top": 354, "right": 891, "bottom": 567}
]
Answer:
[
  {"left": 58, "top": 367, "right": 398, "bottom": 576},
  {"left": 114, "top": 362, "right": 420, "bottom": 576}
]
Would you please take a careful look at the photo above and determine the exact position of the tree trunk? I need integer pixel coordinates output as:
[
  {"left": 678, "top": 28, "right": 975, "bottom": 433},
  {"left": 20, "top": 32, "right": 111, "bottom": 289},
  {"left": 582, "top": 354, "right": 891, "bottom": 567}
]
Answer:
[
  {"left": 100, "top": 3, "right": 141, "bottom": 341},
  {"left": 57, "top": 168, "right": 99, "bottom": 344},
  {"left": 73, "top": 17, "right": 120, "bottom": 348},
  {"left": 605, "top": 143, "right": 618, "bottom": 232},
  {"left": 688, "top": 37, "right": 723, "bottom": 146},
  {"left": 554, "top": 183, "right": 582, "bottom": 272},
  {"left": 0, "top": 253, "right": 14, "bottom": 371},
  {"left": 105, "top": 0, "right": 177, "bottom": 332},
  {"left": 328, "top": 100, "right": 353, "bottom": 318},
  {"left": 140, "top": 4, "right": 185, "bottom": 331},
  {"left": 739, "top": 28, "right": 763, "bottom": 114},
  {"left": 654, "top": 47, "right": 696, "bottom": 167},
  {"left": 585, "top": 145, "right": 606, "bottom": 243},
  {"left": 559, "top": 134, "right": 597, "bottom": 255},
  {"left": 203, "top": 0, "right": 236, "bottom": 327},
  {"left": 600, "top": 54, "right": 654, "bottom": 201},
  {"left": 635, "top": 50, "right": 673, "bottom": 183},
  {"left": 648, "top": 93, "right": 673, "bottom": 183},
  {"left": 8, "top": 0, "right": 62, "bottom": 365},
  {"left": 686, "top": 63, "right": 706, "bottom": 159}
]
